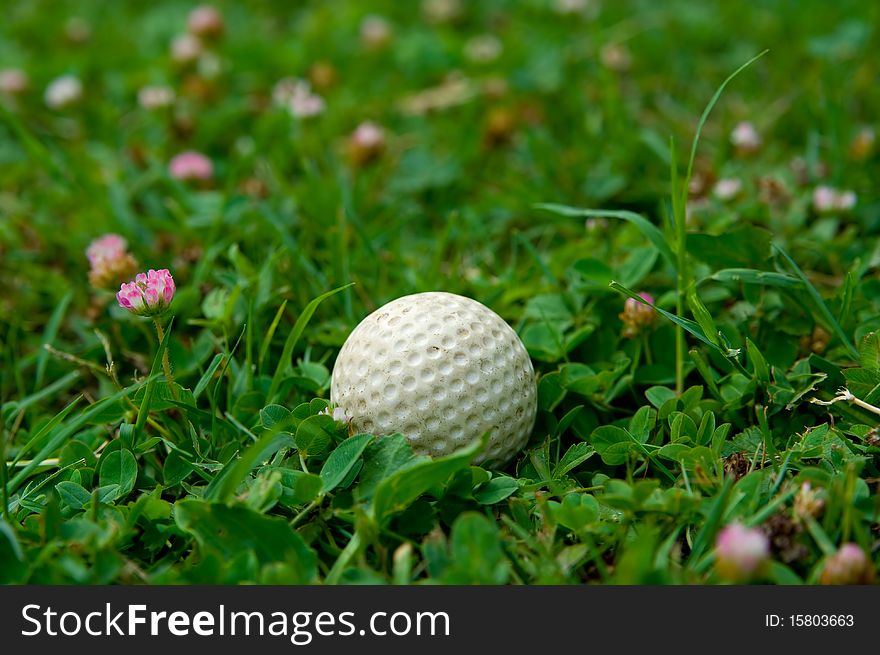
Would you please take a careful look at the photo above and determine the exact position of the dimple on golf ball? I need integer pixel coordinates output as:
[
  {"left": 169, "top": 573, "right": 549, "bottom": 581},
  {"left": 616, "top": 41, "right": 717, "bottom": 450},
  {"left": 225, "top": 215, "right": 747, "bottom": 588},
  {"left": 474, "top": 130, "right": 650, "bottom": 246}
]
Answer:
[{"left": 330, "top": 292, "right": 537, "bottom": 466}]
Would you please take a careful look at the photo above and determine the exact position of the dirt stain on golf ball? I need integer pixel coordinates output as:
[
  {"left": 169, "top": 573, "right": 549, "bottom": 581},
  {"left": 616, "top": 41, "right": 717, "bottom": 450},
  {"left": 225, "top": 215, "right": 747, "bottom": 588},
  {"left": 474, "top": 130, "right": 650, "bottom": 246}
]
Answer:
[{"left": 331, "top": 292, "right": 537, "bottom": 466}]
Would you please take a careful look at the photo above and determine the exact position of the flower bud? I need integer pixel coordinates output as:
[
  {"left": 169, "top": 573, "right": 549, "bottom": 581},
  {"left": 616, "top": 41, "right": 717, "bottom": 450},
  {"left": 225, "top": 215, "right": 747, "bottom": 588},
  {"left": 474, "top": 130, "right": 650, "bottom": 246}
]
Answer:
[
  {"left": 849, "top": 127, "right": 875, "bottom": 161},
  {"left": 820, "top": 544, "right": 875, "bottom": 585},
  {"left": 272, "top": 77, "right": 305, "bottom": 107},
  {"left": 812, "top": 185, "right": 857, "bottom": 213},
  {"left": 138, "top": 85, "right": 175, "bottom": 110},
  {"left": 0, "top": 68, "right": 29, "bottom": 96},
  {"left": 171, "top": 33, "right": 203, "bottom": 65},
  {"left": 117, "top": 269, "right": 176, "bottom": 317},
  {"left": 169, "top": 151, "right": 213, "bottom": 182},
  {"left": 484, "top": 107, "right": 517, "bottom": 147},
  {"left": 792, "top": 481, "right": 824, "bottom": 521},
  {"left": 360, "top": 15, "right": 393, "bottom": 50},
  {"left": 713, "top": 178, "right": 742, "bottom": 201},
  {"left": 619, "top": 292, "right": 656, "bottom": 339},
  {"left": 287, "top": 81, "right": 325, "bottom": 118},
  {"left": 187, "top": 5, "right": 224, "bottom": 39},
  {"left": 44, "top": 74, "right": 82, "bottom": 110},
  {"left": 730, "top": 121, "right": 761, "bottom": 155},
  {"left": 348, "top": 121, "right": 386, "bottom": 166},
  {"left": 309, "top": 61, "right": 337, "bottom": 91},
  {"left": 714, "top": 522, "right": 770, "bottom": 583},
  {"left": 600, "top": 43, "right": 631, "bottom": 73},
  {"left": 86, "top": 234, "right": 139, "bottom": 290},
  {"left": 422, "top": 0, "right": 462, "bottom": 25}
]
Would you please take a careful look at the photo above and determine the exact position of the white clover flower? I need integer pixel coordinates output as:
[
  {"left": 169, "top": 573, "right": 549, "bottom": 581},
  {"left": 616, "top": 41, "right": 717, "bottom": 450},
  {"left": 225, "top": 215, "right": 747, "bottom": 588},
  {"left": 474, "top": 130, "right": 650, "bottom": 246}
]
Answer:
[
  {"left": 360, "top": 15, "right": 393, "bottom": 49},
  {"left": 138, "top": 85, "right": 175, "bottom": 110},
  {"left": 464, "top": 35, "right": 503, "bottom": 63},
  {"left": 44, "top": 74, "right": 83, "bottom": 109},
  {"left": 713, "top": 178, "right": 743, "bottom": 201},
  {"left": 813, "top": 185, "right": 857, "bottom": 213},
  {"left": 171, "top": 33, "right": 202, "bottom": 64},
  {"left": 730, "top": 121, "right": 761, "bottom": 154}
]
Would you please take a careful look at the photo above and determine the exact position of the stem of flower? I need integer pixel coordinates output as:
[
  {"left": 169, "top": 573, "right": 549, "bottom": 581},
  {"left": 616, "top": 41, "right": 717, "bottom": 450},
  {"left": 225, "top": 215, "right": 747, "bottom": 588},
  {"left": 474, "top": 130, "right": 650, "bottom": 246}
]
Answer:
[
  {"left": 642, "top": 331, "right": 654, "bottom": 365},
  {"left": 153, "top": 317, "right": 179, "bottom": 401},
  {"left": 811, "top": 388, "right": 880, "bottom": 417}
]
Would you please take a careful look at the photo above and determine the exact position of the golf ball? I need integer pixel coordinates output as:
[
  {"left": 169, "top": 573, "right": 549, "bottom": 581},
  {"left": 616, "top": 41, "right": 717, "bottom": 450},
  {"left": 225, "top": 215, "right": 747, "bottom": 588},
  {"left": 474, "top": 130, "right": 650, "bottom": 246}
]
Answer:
[{"left": 330, "top": 292, "right": 537, "bottom": 466}]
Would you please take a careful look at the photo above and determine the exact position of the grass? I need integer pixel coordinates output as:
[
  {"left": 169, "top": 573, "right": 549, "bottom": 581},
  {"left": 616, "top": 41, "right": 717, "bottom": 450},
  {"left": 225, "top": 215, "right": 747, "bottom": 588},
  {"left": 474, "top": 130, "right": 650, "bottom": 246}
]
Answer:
[{"left": 1, "top": 0, "right": 879, "bottom": 584}]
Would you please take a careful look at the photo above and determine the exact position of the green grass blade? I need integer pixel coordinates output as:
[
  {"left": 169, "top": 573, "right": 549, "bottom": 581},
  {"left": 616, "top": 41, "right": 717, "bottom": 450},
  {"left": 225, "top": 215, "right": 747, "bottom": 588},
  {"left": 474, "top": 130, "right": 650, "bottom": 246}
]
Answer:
[
  {"left": 683, "top": 50, "right": 769, "bottom": 189},
  {"left": 3, "top": 371, "right": 80, "bottom": 425},
  {"left": 193, "top": 353, "right": 225, "bottom": 400},
  {"left": 703, "top": 268, "right": 802, "bottom": 288},
  {"left": 258, "top": 300, "right": 288, "bottom": 372},
  {"left": 686, "top": 282, "right": 721, "bottom": 348},
  {"left": 773, "top": 243, "right": 859, "bottom": 359},
  {"left": 610, "top": 281, "right": 737, "bottom": 356},
  {"left": 688, "top": 476, "right": 734, "bottom": 563},
  {"left": 9, "top": 395, "right": 82, "bottom": 466},
  {"left": 8, "top": 459, "right": 85, "bottom": 514},
  {"left": 0, "top": 103, "right": 72, "bottom": 186},
  {"left": 7, "top": 382, "right": 143, "bottom": 494},
  {"left": 212, "top": 324, "right": 247, "bottom": 445},
  {"left": 204, "top": 423, "right": 297, "bottom": 502},
  {"left": 267, "top": 284, "right": 354, "bottom": 402},
  {"left": 34, "top": 290, "right": 73, "bottom": 389},
  {"left": 513, "top": 232, "right": 556, "bottom": 284},
  {"left": 535, "top": 203, "right": 675, "bottom": 269}
]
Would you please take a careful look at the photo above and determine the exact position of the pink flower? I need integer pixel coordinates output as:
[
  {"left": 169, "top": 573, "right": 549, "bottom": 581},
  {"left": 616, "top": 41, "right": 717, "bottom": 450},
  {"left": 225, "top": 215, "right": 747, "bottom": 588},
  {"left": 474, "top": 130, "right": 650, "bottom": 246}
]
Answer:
[
  {"left": 360, "top": 15, "right": 393, "bottom": 49},
  {"left": 730, "top": 121, "right": 761, "bottom": 154},
  {"left": 820, "top": 544, "right": 875, "bottom": 585},
  {"left": 812, "top": 185, "right": 857, "bottom": 213},
  {"left": 351, "top": 121, "right": 385, "bottom": 150},
  {"left": 117, "top": 269, "right": 176, "bottom": 317},
  {"left": 169, "top": 151, "right": 213, "bottom": 181},
  {"left": 288, "top": 84, "right": 325, "bottom": 118},
  {"left": 87, "top": 233, "right": 125, "bottom": 262},
  {"left": 273, "top": 78, "right": 325, "bottom": 117},
  {"left": 170, "top": 33, "right": 202, "bottom": 64},
  {"left": 620, "top": 292, "right": 656, "bottom": 338},
  {"left": 714, "top": 523, "right": 770, "bottom": 582},
  {"left": 187, "top": 5, "right": 224, "bottom": 38},
  {"left": 812, "top": 185, "right": 836, "bottom": 212},
  {"left": 87, "top": 234, "right": 138, "bottom": 289},
  {"left": 0, "top": 68, "right": 29, "bottom": 95}
]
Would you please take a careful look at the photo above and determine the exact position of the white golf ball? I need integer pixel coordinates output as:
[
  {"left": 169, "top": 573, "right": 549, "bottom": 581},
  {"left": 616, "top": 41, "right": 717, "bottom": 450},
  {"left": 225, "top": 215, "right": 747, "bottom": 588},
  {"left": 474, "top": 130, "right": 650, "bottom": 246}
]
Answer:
[{"left": 330, "top": 292, "right": 537, "bottom": 466}]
